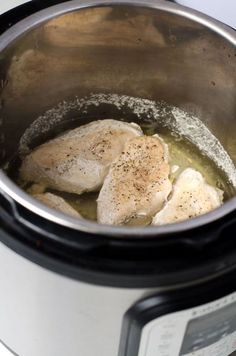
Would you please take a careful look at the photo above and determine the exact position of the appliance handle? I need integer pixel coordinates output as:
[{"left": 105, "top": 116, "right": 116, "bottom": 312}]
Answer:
[
  {"left": 0, "top": 188, "right": 65, "bottom": 242},
  {"left": 178, "top": 212, "right": 236, "bottom": 250},
  {"left": 216, "top": 213, "right": 236, "bottom": 242},
  {"left": 0, "top": 188, "right": 109, "bottom": 252}
]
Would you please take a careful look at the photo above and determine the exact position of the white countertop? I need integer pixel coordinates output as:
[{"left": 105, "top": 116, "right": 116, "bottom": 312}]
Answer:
[
  {"left": 0, "top": 0, "right": 30, "bottom": 15},
  {"left": 0, "top": 342, "right": 13, "bottom": 356},
  {"left": 178, "top": 0, "right": 236, "bottom": 28}
]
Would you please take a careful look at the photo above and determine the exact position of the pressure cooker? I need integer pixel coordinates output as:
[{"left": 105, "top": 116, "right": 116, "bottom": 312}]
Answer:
[{"left": 0, "top": 1, "right": 236, "bottom": 355}]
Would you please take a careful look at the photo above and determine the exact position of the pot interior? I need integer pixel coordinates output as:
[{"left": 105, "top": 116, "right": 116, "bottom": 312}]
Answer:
[{"left": 0, "top": 2, "right": 236, "bottom": 231}]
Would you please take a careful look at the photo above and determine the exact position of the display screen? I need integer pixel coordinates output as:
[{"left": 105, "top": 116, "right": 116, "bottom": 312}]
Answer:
[
  {"left": 180, "top": 301, "right": 236, "bottom": 354},
  {"left": 123, "top": 288, "right": 236, "bottom": 356}
]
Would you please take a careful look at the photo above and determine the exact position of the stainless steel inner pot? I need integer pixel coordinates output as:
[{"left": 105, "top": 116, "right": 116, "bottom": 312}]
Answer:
[{"left": 0, "top": 0, "right": 235, "bottom": 237}]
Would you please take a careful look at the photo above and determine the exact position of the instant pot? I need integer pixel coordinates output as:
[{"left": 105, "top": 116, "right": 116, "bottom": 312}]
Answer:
[{"left": 0, "top": 1, "right": 236, "bottom": 356}]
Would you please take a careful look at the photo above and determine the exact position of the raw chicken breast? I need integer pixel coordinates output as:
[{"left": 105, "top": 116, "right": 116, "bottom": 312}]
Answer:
[
  {"left": 97, "top": 135, "right": 172, "bottom": 225},
  {"left": 34, "top": 192, "right": 81, "bottom": 218},
  {"left": 153, "top": 168, "right": 223, "bottom": 225},
  {"left": 20, "top": 120, "right": 143, "bottom": 194}
]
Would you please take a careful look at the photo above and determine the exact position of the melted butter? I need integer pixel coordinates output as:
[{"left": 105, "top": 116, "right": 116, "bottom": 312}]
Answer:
[
  {"left": 53, "top": 190, "right": 98, "bottom": 221},
  {"left": 142, "top": 123, "right": 234, "bottom": 199},
  {"left": 16, "top": 120, "right": 235, "bottom": 222}
]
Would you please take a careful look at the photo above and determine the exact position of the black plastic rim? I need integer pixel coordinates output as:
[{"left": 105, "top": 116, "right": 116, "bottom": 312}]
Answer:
[
  {"left": 1, "top": 198, "right": 236, "bottom": 288},
  {"left": 1, "top": 0, "right": 236, "bottom": 288}
]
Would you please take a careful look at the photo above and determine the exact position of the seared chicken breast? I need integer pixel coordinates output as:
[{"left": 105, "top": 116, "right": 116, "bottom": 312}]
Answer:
[
  {"left": 20, "top": 119, "right": 143, "bottom": 194},
  {"left": 97, "top": 135, "right": 172, "bottom": 225},
  {"left": 34, "top": 192, "right": 81, "bottom": 218},
  {"left": 153, "top": 168, "right": 223, "bottom": 225}
]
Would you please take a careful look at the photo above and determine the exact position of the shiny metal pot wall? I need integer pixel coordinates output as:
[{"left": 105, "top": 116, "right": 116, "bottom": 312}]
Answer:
[{"left": 0, "top": 0, "right": 235, "bottom": 237}]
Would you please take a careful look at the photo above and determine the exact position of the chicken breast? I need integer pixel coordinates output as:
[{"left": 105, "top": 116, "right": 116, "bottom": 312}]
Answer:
[
  {"left": 97, "top": 135, "right": 172, "bottom": 225},
  {"left": 20, "top": 119, "right": 143, "bottom": 194},
  {"left": 153, "top": 168, "right": 223, "bottom": 225},
  {"left": 33, "top": 192, "right": 81, "bottom": 218}
]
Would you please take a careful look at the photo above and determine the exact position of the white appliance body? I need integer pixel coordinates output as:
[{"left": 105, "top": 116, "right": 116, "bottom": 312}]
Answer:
[
  {"left": 1, "top": 242, "right": 236, "bottom": 356},
  {"left": 0, "top": 242, "right": 148, "bottom": 356}
]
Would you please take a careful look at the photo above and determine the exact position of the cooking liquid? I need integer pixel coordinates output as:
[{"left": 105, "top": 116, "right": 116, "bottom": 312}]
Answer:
[{"left": 15, "top": 121, "right": 234, "bottom": 223}]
